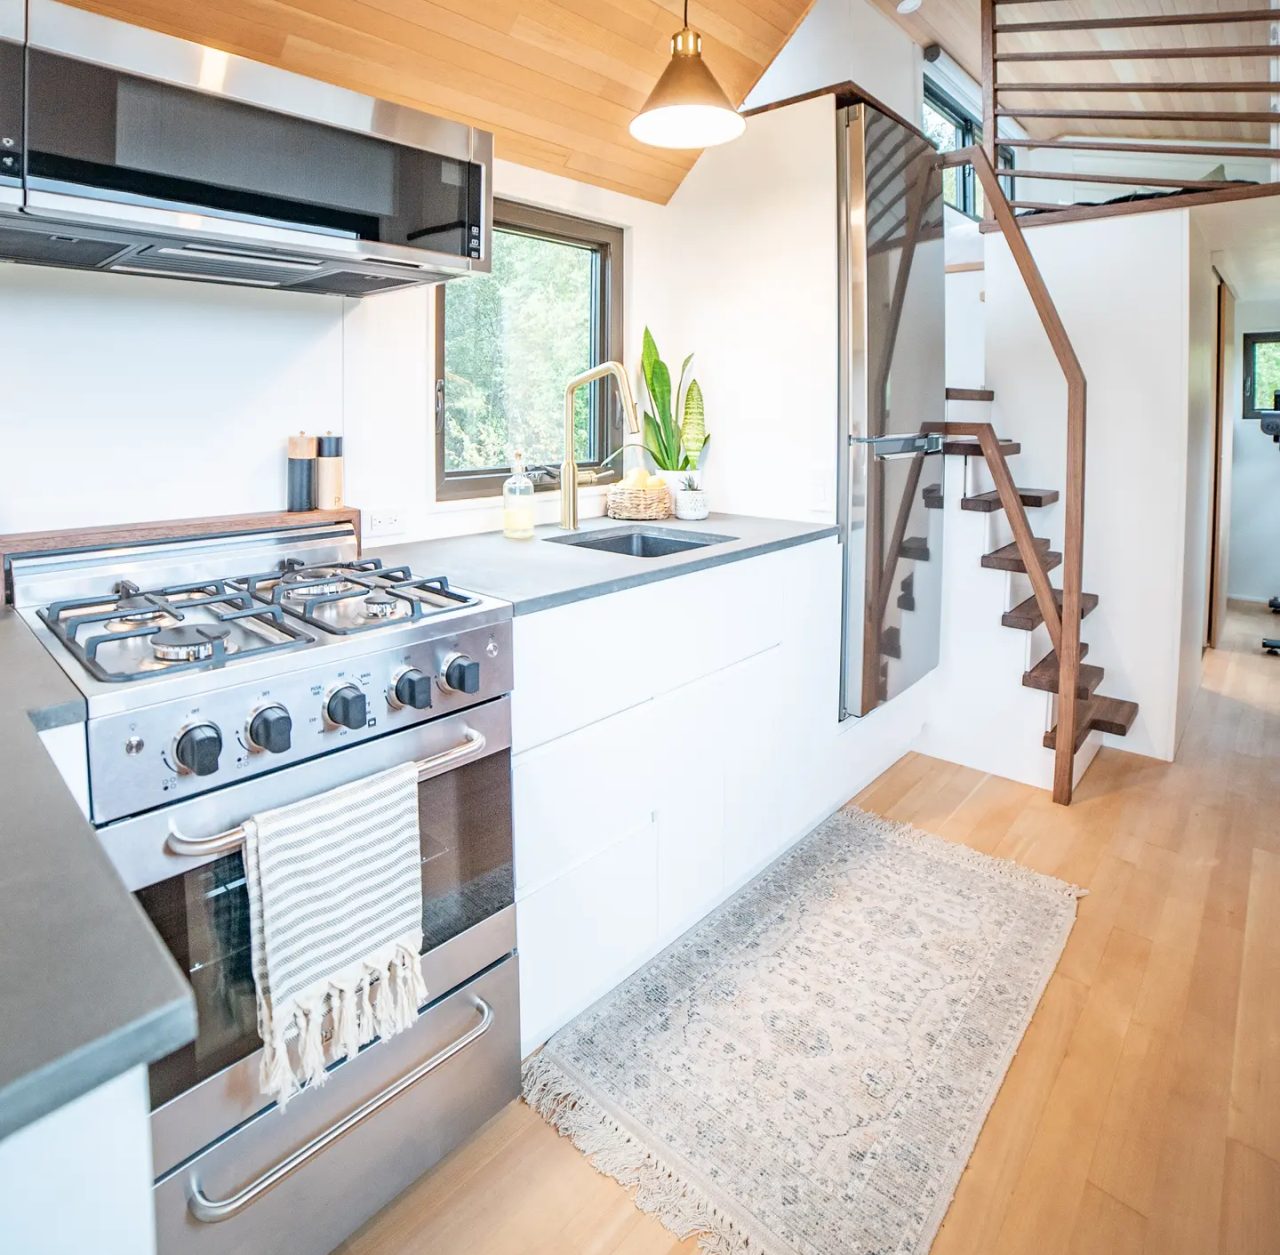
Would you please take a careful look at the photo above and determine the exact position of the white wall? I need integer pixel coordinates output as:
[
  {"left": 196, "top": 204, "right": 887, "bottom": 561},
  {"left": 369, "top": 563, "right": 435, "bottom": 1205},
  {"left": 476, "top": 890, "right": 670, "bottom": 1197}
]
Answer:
[
  {"left": 745, "top": 0, "right": 923, "bottom": 124},
  {"left": 1178, "top": 221, "right": 1216, "bottom": 744},
  {"left": 1228, "top": 298, "right": 1280, "bottom": 602},
  {"left": 0, "top": 266, "right": 344, "bottom": 532},
  {"left": 972, "top": 210, "right": 1198, "bottom": 763},
  {"left": 655, "top": 96, "right": 839, "bottom": 522}
]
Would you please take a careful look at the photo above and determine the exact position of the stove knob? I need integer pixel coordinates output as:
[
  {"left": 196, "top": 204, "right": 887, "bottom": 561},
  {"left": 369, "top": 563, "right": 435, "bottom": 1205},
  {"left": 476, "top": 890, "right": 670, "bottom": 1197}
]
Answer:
[
  {"left": 175, "top": 724, "right": 222, "bottom": 777},
  {"left": 249, "top": 705, "right": 293, "bottom": 754},
  {"left": 441, "top": 654, "right": 480, "bottom": 695},
  {"left": 327, "top": 685, "right": 368, "bottom": 731},
  {"left": 391, "top": 668, "right": 433, "bottom": 711}
]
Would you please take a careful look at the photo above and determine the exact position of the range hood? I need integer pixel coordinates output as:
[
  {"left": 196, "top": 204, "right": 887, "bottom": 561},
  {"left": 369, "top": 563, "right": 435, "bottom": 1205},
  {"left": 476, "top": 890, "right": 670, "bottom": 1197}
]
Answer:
[{"left": 0, "top": 0, "right": 493, "bottom": 296}]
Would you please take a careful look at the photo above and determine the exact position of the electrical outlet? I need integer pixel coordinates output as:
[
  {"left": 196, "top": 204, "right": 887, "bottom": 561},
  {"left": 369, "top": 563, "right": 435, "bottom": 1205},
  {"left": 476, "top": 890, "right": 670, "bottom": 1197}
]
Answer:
[{"left": 367, "top": 510, "right": 404, "bottom": 537}]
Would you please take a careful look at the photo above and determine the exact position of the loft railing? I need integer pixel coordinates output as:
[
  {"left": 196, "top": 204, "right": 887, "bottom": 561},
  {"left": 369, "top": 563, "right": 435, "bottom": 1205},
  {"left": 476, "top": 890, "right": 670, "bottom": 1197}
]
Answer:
[
  {"left": 940, "top": 144, "right": 1087, "bottom": 804},
  {"left": 980, "top": 0, "right": 1280, "bottom": 226}
]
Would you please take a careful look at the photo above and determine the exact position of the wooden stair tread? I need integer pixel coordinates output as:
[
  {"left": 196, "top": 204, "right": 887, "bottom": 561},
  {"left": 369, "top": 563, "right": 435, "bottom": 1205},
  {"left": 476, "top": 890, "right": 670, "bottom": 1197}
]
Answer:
[
  {"left": 881, "top": 626, "right": 902, "bottom": 659},
  {"left": 1003, "top": 590, "right": 1100, "bottom": 631},
  {"left": 981, "top": 540, "right": 1062, "bottom": 573},
  {"left": 941, "top": 437, "right": 1021, "bottom": 457},
  {"left": 1023, "top": 650, "right": 1103, "bottom": 700},
  {"left": 961, "top": 487, "right": 1060, "bottom": 513},
  {"left": 946, "top": 386, "right": 995, "bottom": 402},
  {"left": 1091, "top": 696, "right": 1139, "bottom": 736},
  {"left": 1043, "top": 694, "right": 1139, "bottom": 749},
  {"left": 900, "top": 536, "right": 930, "bottom": 561},
  {"left": 923, "top": 484, "right": 943, "bottom": 509}
]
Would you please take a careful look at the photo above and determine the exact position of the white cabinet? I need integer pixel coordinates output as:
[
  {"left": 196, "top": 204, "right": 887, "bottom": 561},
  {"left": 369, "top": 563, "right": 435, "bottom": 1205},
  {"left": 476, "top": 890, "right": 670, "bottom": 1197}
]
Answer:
[{"left": 512, "top": 539, "right": 843, "bottom": 1056}]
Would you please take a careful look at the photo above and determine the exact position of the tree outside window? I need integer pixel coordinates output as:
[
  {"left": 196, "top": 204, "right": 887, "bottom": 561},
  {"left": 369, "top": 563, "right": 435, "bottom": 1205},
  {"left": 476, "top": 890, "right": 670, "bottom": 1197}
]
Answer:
[
  {"left": 435, "top": 201, "right": 624, "bottom": 499},
  {"left": 1244, "top": 332, "right": 1280, "bottom": 421}
]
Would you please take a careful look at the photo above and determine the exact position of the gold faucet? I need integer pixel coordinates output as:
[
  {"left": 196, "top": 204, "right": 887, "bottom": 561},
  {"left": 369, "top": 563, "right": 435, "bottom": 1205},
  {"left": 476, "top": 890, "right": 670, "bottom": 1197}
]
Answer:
[{"left": 559, "top": 361, "right": 641, "bottom": 530}]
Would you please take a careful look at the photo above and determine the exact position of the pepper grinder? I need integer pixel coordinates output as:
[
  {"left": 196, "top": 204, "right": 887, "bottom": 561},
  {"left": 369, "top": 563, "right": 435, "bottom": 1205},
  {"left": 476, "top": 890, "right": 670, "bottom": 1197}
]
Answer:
[
  {"left": 315, "top": 433, "right": 344, "bottom": 510},
  {"left": 286, "top": 433, "right": 317, "bottom": 512}
]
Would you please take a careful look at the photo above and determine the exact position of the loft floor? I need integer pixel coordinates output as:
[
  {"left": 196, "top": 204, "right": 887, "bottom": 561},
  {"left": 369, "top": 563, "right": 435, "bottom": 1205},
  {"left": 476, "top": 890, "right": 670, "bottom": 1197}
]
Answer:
[{"left": 336, "top": 605, "right": 1280, "bottom": 1255}]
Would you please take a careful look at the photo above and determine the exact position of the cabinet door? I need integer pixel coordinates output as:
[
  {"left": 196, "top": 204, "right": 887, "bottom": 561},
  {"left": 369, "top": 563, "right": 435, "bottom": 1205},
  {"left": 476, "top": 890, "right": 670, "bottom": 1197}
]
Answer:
[
  {"left": 652, "top": 669, "right": 728, "bottom": 944},
  {"left": 516, "top": 816, "right": 658, "bottom": 1056},
  {"left": 512, "top": 700, "right": 658, "bottom": 898}
]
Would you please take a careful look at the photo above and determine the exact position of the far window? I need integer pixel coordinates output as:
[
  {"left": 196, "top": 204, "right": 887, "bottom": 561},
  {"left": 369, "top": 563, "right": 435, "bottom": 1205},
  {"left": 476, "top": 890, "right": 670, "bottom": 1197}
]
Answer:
[
  {"left": 435, "top": 201, "right": 624, "bottom": 500},
  {"left": 922, "top": 83, "right": 1013, "bottom": 218},
  {"left": 1244, "top": 332, "right": 1280, "bottom": 421}
]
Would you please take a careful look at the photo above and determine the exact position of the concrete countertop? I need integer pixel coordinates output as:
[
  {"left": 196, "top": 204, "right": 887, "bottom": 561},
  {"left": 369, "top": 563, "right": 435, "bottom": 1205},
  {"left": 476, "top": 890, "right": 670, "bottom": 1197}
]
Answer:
[
  {"left": 0, "top": 609, "right": 195, "bottom": 1142},
  {"left": 371, "top": 513, "right": 839, "bottom": 616}
]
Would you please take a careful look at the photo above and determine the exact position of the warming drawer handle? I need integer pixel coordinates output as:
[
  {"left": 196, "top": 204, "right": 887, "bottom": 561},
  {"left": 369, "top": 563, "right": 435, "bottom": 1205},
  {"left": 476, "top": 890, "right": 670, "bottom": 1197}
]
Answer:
[
  {"left": 187, "top": 996, "right": 495, "bottom": 1224},
  {"left": 165, "top": 729, "right": 488, "bottom": 858}
]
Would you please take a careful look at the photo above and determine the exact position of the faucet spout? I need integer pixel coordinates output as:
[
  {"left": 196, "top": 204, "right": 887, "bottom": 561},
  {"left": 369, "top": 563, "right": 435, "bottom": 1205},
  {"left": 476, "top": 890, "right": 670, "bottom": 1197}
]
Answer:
[{"left": 559, "top": 361, "right": 642, "bottom": 530}]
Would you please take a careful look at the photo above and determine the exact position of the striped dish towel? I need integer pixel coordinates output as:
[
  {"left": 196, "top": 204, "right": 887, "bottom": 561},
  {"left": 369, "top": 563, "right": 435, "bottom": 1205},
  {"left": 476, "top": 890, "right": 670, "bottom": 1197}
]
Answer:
[{"left": 243, "top": 762, "right": 427, "bottom": 1107}]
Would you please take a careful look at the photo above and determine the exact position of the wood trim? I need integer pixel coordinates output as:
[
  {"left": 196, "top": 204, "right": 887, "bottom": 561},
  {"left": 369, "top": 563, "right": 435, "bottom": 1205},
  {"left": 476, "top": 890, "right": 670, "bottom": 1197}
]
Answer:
[
  {"left": 981, "top": 0, "right": 996, "bottom": 166},
  {"left": 1000, "top": 137, "right": 1280, "bottom": 160},
  {"left": 995, "top": 9, "right": 1280, "bottom": 34},
  {"left": 741, "top": 80, "right": 933, "bottom": 146},
  {"left": 0, "top": 509, "right": 362, "bottom": 603},
  {"left": 996, "top": 46, "right": 1280, "bottom": 63},
  {"left": 946, "top": 385, "right": 994, "bottom": 399},
  {"left": 997, "top": 108, "right": 1280, "bottom": 124},
  {"left": 982, "top": 180, "right": 1280, "bottom": 231},
  {"left": 945, "top": 261, "right": 985, "bottom": 274},
  {"left": 996, "top": 81, "right": 1280, "bottom": 94},
  {"left": 1001, "top": 168, "right": 1251, "bottom": 190}
]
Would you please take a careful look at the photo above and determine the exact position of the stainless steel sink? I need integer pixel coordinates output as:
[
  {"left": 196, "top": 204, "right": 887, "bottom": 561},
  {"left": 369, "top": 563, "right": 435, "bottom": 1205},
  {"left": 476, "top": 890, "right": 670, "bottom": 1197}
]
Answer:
[{"left": 545, "top": 525, "right": 735, "bottom": 559}]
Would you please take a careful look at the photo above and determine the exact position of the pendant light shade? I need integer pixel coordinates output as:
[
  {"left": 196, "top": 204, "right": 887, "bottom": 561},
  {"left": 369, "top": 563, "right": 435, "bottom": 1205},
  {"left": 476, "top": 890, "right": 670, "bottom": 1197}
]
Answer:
[{"left": 629, "top": 8, "right": 746, "bottom": 150}]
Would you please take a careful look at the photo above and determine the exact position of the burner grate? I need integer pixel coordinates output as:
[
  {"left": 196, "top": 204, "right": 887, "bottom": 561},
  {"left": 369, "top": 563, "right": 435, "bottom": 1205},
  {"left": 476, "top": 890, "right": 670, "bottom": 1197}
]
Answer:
[{"left": 39, "top": 581, "right": 313, "bottom": 683}]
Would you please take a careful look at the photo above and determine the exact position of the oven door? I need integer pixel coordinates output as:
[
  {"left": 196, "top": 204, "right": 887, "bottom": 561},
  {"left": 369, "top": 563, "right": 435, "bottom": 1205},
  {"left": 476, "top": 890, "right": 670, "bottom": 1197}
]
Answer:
[{"left": 97, "top": 697, "right": 514, "bottom": 1176}]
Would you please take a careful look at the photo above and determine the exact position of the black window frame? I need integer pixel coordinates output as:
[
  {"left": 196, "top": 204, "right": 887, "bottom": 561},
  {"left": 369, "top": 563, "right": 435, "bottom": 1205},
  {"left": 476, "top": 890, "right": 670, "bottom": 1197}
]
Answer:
[
  {"left": 1243, "top": 331, "right": 1280, "bottom": 421},
  {"left": 434, "top": 199, "right": 625, "bottom": 501},
  {"left": 923, "top": 81, "right": 1014, "bottom": 218}
]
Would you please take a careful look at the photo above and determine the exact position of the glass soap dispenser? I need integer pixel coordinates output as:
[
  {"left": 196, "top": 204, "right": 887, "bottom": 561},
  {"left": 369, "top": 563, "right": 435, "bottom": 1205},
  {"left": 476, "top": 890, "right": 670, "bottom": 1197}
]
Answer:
[{"left": 502, "top": 451, "right": 535, "bottom": 540}]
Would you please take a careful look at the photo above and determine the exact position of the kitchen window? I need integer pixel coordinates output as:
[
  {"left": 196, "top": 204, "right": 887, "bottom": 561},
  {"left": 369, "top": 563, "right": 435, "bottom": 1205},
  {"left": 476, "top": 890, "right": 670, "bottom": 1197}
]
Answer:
[
  {"left": 1243, "top": 331, "right": 1280, "bottom": 421},
  {"left": 922, "top": 83, "right": 1013, "bottom": 218},
  {"left": 435, "top": 201, "right": 625, "bottom": 500}
]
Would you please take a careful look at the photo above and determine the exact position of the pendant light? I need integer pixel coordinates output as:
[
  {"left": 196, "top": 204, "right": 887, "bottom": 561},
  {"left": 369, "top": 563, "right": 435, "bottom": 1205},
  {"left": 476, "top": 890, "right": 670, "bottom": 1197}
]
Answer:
[{"left": 629, "top": 1, "right": 746, "bottom": 150}]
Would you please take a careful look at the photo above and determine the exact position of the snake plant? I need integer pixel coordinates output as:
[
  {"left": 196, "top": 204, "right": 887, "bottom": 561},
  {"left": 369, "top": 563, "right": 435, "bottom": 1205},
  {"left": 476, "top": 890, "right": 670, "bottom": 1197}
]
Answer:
[{"left": 640, "top": 327, "right": 711, "bottom": 472}]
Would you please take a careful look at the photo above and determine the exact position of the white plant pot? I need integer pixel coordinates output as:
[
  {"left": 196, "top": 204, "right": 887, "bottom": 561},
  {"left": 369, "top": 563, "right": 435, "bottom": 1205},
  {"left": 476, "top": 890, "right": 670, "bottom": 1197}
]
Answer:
[
  {"left": 674, "top": 489, "right": 709, "bottom": 520},
  {"left": 654, "top": 470, "right": 690, "bottom": 504}
]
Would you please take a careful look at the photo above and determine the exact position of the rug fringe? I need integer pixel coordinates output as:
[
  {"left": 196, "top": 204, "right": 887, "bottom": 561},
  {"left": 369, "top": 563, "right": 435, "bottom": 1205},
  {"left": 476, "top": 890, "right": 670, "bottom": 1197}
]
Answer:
[
  {"left": 522, "top": 1053, "right": 771, "bottom": 1255},
  {"left": 841, "top": 806, "right": 1088, "bottom": 900}
]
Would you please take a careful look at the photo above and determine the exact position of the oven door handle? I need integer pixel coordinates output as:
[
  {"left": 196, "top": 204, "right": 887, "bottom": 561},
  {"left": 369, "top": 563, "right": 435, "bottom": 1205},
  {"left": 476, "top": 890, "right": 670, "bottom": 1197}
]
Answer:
[
  {"left": 187, "top": 995, "right": 495, "bottom": 1224},
  {"left": 166, "top": 728, "right": 488, "bottom": 858}
]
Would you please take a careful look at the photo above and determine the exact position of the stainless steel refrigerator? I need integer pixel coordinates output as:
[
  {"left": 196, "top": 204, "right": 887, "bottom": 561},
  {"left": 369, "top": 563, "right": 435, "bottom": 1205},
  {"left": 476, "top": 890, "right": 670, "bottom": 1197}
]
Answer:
[{"left": 836, "top": 98, "right": 947, "bottom": 720}]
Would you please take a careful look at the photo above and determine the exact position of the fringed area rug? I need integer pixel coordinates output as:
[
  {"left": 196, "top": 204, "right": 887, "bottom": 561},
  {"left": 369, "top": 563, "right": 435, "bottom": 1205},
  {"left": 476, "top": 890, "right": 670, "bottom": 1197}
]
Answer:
[{"left": 523, "top": 806, "right": 1083, "bottom": 1255}]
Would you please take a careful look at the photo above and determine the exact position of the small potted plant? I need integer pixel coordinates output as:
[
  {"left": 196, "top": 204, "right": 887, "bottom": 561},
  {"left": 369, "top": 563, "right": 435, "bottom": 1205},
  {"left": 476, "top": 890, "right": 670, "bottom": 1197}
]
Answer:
[
  {"left": 673, "top": 474, "right": 709, "bottom": 520},
  {"left": 639, "top": 327, "right": 710, "bottom": 505}
]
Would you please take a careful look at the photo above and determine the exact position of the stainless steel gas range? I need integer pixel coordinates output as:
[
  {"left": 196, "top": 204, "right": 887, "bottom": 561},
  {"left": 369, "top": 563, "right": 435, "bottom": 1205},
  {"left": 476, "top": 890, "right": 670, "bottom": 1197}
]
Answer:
[{"left": 9, "top": 520, "right": 520, "bottom": 1255}]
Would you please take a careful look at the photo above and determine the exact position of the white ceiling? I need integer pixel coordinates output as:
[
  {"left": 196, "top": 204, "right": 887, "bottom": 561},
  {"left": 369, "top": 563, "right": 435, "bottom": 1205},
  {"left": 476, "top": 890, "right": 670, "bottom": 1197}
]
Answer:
[{"left": 1193, "top": 197, "right": 1280, "bottom": 303}]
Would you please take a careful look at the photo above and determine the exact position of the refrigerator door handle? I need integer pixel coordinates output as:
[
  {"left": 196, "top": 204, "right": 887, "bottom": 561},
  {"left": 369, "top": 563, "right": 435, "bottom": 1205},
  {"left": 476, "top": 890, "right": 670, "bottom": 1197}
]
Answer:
[{"left": 849, "top": 432, "right": 943, "bottom": 459}]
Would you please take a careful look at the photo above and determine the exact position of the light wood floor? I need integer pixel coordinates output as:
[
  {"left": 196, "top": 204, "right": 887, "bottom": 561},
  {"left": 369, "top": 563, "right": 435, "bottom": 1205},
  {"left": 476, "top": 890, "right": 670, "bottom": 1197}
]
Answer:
[{"left": 336, "top": 605, "right": 1280, "bottom": 1255}]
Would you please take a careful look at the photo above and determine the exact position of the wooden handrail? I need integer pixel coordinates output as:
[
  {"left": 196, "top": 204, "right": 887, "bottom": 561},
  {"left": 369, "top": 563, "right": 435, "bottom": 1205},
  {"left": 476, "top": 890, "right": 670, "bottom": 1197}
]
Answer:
[
  {"left": 1000, "top": 168, "right": 1249, "bottom": 190},
  {"left": 940, "top": 144, "right": 1087, "bottom": 806}
]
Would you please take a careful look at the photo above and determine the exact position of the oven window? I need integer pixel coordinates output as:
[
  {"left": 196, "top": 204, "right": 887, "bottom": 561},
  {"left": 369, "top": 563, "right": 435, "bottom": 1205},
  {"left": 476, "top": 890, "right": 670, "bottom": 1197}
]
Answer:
[
  {"left": 25, "top": 50, "right": 483, "bottom": 258},
  {"left": 140, "top": 749, "right": 513, "bottom": 1110}
]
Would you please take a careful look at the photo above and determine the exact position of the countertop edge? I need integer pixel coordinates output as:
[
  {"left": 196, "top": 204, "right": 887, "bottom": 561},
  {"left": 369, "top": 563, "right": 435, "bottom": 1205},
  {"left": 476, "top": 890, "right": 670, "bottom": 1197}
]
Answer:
[
  {"left": 512, "top": 523, "right": 840, "bottom": 615},
  {"left": 0, "top": 995, "right": 196, "bottom": 1144}
]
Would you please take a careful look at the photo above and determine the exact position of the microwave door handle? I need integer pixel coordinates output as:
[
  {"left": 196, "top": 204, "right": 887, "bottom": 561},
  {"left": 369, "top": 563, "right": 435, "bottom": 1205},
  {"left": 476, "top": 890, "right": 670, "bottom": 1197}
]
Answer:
[{"left": 165, "top": 729, "right": 488, "bottom": 858}]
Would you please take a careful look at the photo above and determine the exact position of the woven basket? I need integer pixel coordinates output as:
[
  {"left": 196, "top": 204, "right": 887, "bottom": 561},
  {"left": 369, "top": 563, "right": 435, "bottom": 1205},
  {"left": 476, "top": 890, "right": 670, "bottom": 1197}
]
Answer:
[{"left": 606, "top": 484, "right": 671, "bottom": 521}]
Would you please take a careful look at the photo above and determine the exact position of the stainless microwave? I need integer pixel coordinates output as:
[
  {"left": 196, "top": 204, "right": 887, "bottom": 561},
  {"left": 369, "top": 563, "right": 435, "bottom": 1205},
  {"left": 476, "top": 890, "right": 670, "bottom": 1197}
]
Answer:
[{"left": 0, "top": 0, "right": 493, "bottom": 296}]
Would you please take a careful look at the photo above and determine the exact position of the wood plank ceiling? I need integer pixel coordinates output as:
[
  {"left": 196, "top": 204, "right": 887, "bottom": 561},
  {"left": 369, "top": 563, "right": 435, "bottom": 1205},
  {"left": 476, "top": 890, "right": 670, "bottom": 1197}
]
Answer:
[
  {"left": 67, "top": 0, "right": 815, "bottom": 204},
  {"left": 869, "top": 0, "right": 1280, "bottom": 144}
]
